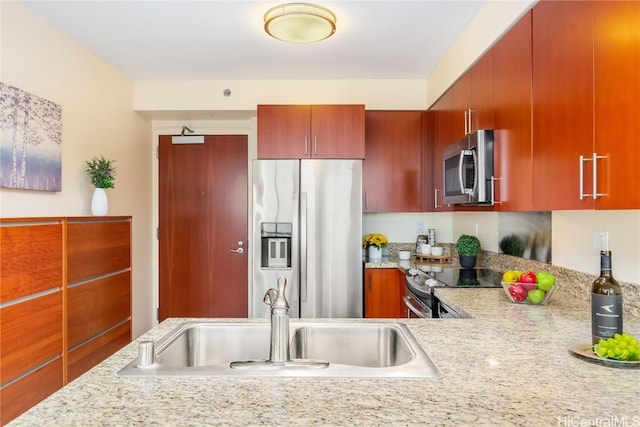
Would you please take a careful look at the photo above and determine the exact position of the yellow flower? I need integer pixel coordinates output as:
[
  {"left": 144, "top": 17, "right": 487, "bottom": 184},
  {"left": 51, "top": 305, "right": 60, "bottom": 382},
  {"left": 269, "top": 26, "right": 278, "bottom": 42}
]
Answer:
[{"left": 362, "top": 233, "right": 388, "bottom": 249}]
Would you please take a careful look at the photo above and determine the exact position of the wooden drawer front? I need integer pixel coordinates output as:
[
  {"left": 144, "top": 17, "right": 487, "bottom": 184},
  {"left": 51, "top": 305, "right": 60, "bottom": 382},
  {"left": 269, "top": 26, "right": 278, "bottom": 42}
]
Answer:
[
  {"left": 0, "top": 223, "right": 62, "bottom": 302},
  {"left": 0, "top": 292, "right": 63, "bottom": 384},
  {"left": 67, "top": 271, "right": 131, "bottom": 348},
  {"left": 67, "top": 220, "right": 131, "bottom": 283},
  {"left": 67, "top": 320, "right": 131, "bottom": 381},
  {"left": 0, "top": 357, "right": 63, "bottom": 425}
]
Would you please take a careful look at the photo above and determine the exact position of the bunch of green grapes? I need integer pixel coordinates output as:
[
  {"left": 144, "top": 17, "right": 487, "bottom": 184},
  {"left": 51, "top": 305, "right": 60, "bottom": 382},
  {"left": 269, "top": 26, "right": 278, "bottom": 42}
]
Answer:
[{"left": 594, "top": 333, "right": 640, "bottom": 361}]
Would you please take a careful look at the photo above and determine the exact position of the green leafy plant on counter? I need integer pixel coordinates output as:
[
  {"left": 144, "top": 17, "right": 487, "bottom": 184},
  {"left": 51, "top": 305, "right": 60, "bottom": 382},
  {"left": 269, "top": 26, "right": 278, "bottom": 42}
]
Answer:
[{"left": 455, "top": 234, "right": 481, "bottom": 256}]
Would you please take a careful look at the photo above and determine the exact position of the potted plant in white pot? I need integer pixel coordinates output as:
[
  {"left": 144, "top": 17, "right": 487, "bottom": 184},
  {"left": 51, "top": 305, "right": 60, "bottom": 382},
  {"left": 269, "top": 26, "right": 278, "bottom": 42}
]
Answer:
[
  {"left": 85, "top": 156, "right": 116, "bottom": 216},
  {"left": 455, "top": 234, "right": 481, "bottom": 269}
]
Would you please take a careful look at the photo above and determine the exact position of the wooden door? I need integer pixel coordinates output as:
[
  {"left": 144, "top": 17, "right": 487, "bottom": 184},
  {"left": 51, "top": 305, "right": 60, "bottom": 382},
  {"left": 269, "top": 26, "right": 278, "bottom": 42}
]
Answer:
[
  {"left": 594, "top": 0, "right": 640, "bottom": 209},
  {"left": 159, "top": 135, "right": 248, "bottom": 320},
  {"left": 363, "top": 111, "right": 422, "bottom": 212},
  {"left": 492, "top": 11, "right": 534, "bottom": 212},
  {"left": 257, "top": 105, "right": 310, "bottom": 159},
  {"left": 421, "top": 111, "right": 435, "bottom": 211},
  {"left": 531, "top": 0, "right": 594, "bottom": 210},
  {"left": 311, "top": 105, "right": 365, "bottom": 159}
]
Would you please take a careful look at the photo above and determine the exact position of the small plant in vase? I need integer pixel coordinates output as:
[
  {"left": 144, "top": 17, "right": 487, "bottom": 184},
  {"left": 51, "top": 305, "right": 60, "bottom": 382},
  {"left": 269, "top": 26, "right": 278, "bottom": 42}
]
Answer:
[
  {"left": 363, "top": 233, "right": 388, "bottom": 259},
  {"left": 85, "top": 156, "right": 116, "bottom": 216},
  {"left": 455, "top": 234, "right": 481, "bottom": 268}
]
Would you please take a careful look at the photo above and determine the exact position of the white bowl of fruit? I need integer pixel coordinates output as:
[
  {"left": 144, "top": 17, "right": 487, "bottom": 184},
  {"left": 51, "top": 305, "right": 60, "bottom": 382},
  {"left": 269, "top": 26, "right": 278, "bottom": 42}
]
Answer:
[{"left": 501, "top": 270, "right": 557, "bottom": 305}]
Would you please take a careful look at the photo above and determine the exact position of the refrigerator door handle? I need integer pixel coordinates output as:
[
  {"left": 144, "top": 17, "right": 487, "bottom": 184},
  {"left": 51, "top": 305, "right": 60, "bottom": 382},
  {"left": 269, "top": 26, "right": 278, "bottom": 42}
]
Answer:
[{"left": 300, "top": 192, "right": 308, "bottom": 302}]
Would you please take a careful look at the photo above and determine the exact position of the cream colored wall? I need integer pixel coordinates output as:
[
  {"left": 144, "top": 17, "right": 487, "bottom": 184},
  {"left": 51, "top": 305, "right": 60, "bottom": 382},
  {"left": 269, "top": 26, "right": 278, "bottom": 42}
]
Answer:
[
  {"left": 134, "top": 79, "right": 429, "bottom": 112},
  {"left": 0, "top": 2, "right": 154, "bottom": 338},
  {"left": 363, "top": 213, "right": 453, "bottom": 245}
]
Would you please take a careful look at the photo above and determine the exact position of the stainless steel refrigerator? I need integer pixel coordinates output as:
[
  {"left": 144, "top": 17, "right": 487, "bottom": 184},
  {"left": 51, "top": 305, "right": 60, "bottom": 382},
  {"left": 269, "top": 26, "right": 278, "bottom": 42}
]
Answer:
[{"left": 251, "top": 159, "right": 363, "bottom": 318}]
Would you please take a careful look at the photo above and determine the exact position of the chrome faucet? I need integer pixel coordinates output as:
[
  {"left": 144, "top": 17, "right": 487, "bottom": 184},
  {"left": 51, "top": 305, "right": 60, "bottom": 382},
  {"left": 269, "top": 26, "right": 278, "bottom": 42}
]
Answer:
[
  {"left": 263, "top": 277, "right": 290, "bottom": 364},
  {"left": 230, "top": 278, "right": 328, "bottom": 370}
]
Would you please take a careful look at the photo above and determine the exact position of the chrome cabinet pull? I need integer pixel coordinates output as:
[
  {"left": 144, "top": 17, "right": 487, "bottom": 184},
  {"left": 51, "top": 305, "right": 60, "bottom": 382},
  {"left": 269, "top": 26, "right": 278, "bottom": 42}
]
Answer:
[
  {"left": 304, "top": 136, "right": 309, "bottom": 156},
  {"left": 434, "top": 188, "right": 440, "bottom": 209},
  {"left": 580, "top": 153, "right": 608, "bottom": 200},
  {"left": 314, "top": 136, "right": 318, "bottom": 156},
  {"left": 490, "top": 176, "right": 501, "bottom": 205}
]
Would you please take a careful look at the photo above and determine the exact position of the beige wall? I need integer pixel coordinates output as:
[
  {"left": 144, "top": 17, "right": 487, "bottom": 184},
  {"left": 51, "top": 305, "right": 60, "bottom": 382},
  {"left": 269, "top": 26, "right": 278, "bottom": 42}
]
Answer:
[{"left": 0, "top": 2, "right": 154, "bottom": 338}]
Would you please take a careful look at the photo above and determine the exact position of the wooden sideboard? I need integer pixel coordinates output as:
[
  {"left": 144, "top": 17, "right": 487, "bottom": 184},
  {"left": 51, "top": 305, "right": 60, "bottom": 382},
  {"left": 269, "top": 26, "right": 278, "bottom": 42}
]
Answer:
[{"left": 0, "top": 216, "right": 132, "bottom": 425}]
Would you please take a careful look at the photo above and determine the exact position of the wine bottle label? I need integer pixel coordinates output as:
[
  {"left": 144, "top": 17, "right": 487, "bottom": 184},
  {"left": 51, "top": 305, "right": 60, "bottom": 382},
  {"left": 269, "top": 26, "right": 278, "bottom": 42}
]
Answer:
[{"left": 591, "top": 294, "right": 623, "bottom": 343}]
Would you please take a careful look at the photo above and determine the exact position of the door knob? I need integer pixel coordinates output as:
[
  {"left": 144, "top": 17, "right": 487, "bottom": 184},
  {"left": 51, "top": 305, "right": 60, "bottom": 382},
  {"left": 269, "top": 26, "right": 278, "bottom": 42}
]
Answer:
[{"left": 229, "top": 241, "right": 244, "bottom": 254}]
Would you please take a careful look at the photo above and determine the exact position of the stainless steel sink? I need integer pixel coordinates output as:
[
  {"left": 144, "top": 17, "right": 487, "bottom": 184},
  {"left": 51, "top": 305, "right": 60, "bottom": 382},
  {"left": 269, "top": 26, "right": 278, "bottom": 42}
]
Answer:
[{"left": 117, "top": 321, "right": 440, "bottom": 378}]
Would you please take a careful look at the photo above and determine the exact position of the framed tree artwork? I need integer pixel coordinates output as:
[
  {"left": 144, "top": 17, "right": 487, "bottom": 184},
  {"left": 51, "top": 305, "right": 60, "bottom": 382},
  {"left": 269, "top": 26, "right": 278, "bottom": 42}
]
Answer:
[{"left": 0, "top": 82, "right": 62, "bottom": 192}]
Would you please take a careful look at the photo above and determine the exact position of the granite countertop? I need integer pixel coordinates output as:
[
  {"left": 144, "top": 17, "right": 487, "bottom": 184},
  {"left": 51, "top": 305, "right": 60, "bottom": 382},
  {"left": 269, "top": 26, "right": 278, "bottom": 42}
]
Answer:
[{"left": 10, "top": 286, "right": 640, "bottom": 426}]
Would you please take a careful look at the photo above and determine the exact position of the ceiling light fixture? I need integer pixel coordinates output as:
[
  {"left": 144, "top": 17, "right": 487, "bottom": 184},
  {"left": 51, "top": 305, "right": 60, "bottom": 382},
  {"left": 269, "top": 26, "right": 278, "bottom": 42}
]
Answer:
[{"left": 264, "top": 3, "right": 336, "bottom": 44}]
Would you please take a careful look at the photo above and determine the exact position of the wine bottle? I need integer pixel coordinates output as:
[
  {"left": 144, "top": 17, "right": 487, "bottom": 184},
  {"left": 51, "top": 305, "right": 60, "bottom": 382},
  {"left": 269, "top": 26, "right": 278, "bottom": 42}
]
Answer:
[{"left": 591, "top": 250, "right": 623, "bottom": 345}]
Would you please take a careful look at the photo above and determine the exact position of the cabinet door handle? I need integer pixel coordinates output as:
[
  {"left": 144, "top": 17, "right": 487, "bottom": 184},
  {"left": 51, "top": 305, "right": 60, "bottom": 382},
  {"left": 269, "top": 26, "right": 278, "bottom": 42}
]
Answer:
[
  {"left": 314, "top": 136, "right": 318, "bottom": 156},
  {"left": 364, "top": 191, "right": 368, "bottom": 210},
  {"left": 434, "top": 188, "right": 440, "bottom": 209},
  {"left": 467, "top": 108, "right": 475, "bottom": 134},
  {"left": 304, "top": 136, "right": 309, "bottom": 156},
  {"left": 580, "top": 153, "right": 608, "bottom": 200},
  {"left": 464, "top": 110, "right": 468, "bottom": 135},
  {"left": 490, "top": 176, "right": 501, "bottom": 205}
]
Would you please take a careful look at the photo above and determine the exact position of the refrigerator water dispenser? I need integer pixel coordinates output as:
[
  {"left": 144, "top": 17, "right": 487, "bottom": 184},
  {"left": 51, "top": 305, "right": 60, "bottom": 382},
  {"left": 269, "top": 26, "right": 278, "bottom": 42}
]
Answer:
[{"left": 260, "top": 222, "right": 292, "bottom": 268}]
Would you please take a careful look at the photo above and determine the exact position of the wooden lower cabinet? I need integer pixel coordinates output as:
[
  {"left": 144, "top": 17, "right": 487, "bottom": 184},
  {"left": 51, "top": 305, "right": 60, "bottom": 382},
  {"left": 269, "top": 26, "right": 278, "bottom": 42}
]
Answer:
[
  {"left": 364, "top": 268, "right": 407, "bottom": 318},
  {"left": 0, "top": 217, "right": 132, "bottom": 424}
]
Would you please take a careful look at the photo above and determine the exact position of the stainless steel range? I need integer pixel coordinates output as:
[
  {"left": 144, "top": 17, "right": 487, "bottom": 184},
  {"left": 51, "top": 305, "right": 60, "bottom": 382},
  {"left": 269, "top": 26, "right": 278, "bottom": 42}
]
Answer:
[{"left": 405, "top": 267, "right": 503, "bottom": 318}]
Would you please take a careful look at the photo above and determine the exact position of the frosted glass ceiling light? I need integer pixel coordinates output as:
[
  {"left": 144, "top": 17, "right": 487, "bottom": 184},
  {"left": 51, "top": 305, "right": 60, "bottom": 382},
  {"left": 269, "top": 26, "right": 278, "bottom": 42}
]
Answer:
[{"left": 264, "top": 3, "right": 336, "bottom": 43}]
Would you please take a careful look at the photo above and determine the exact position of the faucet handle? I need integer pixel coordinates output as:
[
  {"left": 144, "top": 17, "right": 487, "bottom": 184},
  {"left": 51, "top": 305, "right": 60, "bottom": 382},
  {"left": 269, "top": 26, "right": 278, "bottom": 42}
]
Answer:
[{"left": 263, "top": 288, "right": 278, "bottom": 306}]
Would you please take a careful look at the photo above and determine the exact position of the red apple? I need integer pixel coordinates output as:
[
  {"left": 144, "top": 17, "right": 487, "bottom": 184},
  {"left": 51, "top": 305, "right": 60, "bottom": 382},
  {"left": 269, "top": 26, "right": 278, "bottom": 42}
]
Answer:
[
  {"left": 519, "top": 271, "right": 537, "bottom": 284},
  {"left": 508, "top": 284, "right": 527, "bottom": 301}
]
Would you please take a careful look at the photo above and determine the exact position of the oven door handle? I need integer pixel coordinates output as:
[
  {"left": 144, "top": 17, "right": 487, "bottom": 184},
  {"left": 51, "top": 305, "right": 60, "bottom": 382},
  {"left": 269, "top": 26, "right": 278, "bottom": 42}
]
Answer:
[{"left": 403, "top": 295, "right": 430, "bottom": 318}]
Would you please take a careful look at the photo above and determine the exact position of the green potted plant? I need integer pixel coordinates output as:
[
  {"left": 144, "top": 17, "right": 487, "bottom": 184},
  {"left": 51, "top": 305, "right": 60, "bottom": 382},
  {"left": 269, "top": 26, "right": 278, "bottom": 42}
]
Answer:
[
  {"left": 85, "top": 156, "right": 116, "bottom": 216},
  {"left": 455, "top": 234, "right": 481, "bottom": 268}
]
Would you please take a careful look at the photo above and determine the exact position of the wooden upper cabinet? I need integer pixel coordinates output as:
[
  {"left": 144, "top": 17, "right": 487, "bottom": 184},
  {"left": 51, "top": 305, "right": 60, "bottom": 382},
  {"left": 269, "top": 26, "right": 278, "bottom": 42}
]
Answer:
[
  {"left": 257, "top": 104, "right": 365, "bottom": 159},
  {"left": 257, "top": 105, "right": 310, "bottom": 159},
  {"left": 470, "top": 52, "right": 494, "bottom": 132},
  {"left": 363, "top": 111, "right": 422, "bottom": 213},
  {"left": 430, "top": 92, "right": 454, "bottom": 212},
  {"left": 421, "top": 111, "right": 435, "bottom": 211},
  {"left": 531, "top": 0, "right": 594, "bottom": 210},
  {"left": 491, "top": 11, "right": 534, "bottom": 212},
  {"left": 593, "top": 0, "right": 640, "bottom": 209}
]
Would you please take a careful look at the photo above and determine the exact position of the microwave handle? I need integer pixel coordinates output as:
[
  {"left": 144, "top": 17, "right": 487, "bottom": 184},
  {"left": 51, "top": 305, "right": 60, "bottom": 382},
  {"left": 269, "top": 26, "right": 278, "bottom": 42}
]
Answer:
[
  {"left": 459, "top": 149, "right": 479, "bottom": 195},
  {"left": 470, "top": 149, "right": 478, "bottom": 195},
  {"left": 457, "top": 150, "right": 466, "bottom": 192}
]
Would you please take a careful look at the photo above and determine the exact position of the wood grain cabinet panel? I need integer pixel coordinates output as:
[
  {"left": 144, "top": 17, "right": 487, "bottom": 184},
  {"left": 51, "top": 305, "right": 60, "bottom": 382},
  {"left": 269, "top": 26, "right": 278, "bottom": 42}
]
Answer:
[
  {"left": 531, "top": 0, "right": 594, "bottom": 210},
  {"left": 67, "top": 271, "right": 131, "bottom": 348},
  {"left": 0, "top": 291, "right": 63, "bottom": 384},
  {"left": 363, "top": 111, "right": 423, "bottom": 212},
  {"left": 67, "top": 321, "right": 131, "bottom": 381},
  {"left": 257, "top": 104, "right": 365, "bottom": 159},
  {"left": 0, "top": 358, "right": 63, "bottom": 426},
  {"left": 0, "top": 222, "right": 62, "bottom": 302},
  {"left": 491, "top": 11, "right": 534, "bottom": 211},
  {"left": 364, "top": 269, "right": 405, "bottom": 318},
  {"left": 593, "top": 0, "right": 640, "bottom": 209},
  {"left": 0, "top": 217, "right": 131, "bottom": 424},
  {"left": 67, "top": 220, "right": 131, "bottom": 283}
]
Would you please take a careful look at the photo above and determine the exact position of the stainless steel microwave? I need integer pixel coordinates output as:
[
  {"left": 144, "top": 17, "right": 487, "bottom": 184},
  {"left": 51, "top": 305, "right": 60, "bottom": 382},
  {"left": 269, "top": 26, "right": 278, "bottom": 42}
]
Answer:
[{"left": 442, "top": 130, "right": 495, "bottom": 205}]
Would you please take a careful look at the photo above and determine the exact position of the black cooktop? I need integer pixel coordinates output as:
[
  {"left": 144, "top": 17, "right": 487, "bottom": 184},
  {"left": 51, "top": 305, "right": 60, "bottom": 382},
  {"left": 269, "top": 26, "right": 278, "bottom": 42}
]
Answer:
[{"left": 422, "top": 267, "right": 503, "bottom": 288}]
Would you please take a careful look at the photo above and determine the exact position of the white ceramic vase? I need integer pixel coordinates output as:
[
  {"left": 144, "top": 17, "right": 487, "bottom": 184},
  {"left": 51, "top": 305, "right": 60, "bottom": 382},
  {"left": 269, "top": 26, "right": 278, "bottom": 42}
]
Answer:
[
  {"left": 91, "top": 187, "right": 108, "bottom": 216},
  {"left": 368, "top": 246, "right": 382, "bottom": 259}
]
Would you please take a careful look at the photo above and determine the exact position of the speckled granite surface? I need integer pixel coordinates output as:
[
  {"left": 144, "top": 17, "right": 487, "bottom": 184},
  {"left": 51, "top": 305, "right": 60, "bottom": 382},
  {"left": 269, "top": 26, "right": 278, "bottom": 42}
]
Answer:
[{"left": 10, "top": 288, "right": 640, "bottom": 426}]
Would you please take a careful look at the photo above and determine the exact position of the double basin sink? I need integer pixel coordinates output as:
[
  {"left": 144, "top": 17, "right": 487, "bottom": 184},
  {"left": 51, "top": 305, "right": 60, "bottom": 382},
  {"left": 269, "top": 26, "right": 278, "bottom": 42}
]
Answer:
[{"left": 118, "top": 321, "right": 440, "bottom": 378}]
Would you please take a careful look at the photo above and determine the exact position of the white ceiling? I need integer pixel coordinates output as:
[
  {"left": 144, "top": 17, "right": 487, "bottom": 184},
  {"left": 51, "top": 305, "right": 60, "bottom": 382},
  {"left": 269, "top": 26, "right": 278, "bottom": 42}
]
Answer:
[{"left": 23, "top": 0, "right": 488, "bottom": 81}]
